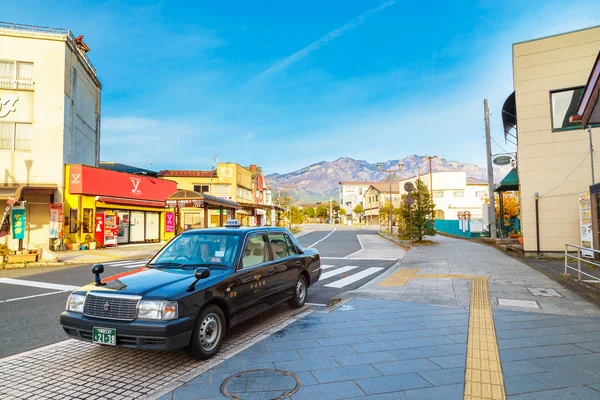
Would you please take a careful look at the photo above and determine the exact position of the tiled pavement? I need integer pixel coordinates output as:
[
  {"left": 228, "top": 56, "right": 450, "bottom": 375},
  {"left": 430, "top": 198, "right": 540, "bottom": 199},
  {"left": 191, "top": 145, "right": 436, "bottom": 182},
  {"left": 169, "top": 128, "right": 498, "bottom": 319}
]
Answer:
[
  {"left": 340, "top": 235, "right": 600, "bottom": 317},
  {"left": 0, "top": 304, "right": 312, "bottom": 400},
  {"left": 156, "top": 298, "right": 600, "bottom": 399}
]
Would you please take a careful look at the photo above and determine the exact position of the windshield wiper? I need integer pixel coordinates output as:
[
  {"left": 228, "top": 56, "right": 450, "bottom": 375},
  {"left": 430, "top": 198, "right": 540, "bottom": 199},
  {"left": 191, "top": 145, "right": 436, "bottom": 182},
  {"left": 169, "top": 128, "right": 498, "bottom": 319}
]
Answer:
[
  {"left": 178, "top": 263, "right": 229, "bottom": 270},
  {"left": 147, "top": 262, "right": 183, "bottom": 268}
]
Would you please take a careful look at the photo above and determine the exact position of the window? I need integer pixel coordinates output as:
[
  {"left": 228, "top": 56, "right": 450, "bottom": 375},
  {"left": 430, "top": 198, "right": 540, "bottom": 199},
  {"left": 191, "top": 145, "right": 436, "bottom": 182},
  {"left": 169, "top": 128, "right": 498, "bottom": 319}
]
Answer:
[
  {"left": 213, "top": 184, "right": 230, "bottom": 195},
  {"left": 82, "top": 208, "right": 94, "bottom": 233},
  {"left": 268, "top": 233, "right": 290, "bottom": 259},
  {"left": 237, "top": 187, "right": 252, "bottom": 201},
  {"left": 359, "top": 188, "right": 363, "bottom": 195},
  {"left": 0, "top": 60, "right": 34, "bottom": 90},
  {"left": 284, "top": 235, "right": 298, "bottom": 255},
  {"left": 0, "top": 123, "right": 32, "bottom": 151},
  {"left": 476, "top": 191, "right": 486, "bottom": 198},
  {"left": 550, "top": 87, "right": 584, "bottom": 131},
  {"left": 151, "top": 233, "right": 241, "bottom": 268},
  {"left": 454, "top": 191, "right": 464, "bottom": 197},
  {"left": 242, "top": 235, "right": 267, "bottom": 268},
  {"left": 193, "top": 185, "right": 209, "bottom": 194},
  {"left": 433, "top": 191, "right": 443, "bottom": 198}
]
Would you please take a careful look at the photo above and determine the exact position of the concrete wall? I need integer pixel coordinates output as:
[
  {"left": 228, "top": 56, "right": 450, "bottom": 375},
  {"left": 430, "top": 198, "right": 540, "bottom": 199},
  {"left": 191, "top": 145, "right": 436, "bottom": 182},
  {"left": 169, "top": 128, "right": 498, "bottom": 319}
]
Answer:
[{"left": 513, "top": 26, "right": 600, "bottom": 253}]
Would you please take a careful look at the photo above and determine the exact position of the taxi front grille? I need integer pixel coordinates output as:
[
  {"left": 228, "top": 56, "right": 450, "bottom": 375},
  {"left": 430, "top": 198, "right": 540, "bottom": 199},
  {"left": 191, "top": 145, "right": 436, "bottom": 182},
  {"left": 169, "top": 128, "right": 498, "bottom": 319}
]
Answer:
[{"left": 83, "top": 294, "right": 140, "bottom": 321}]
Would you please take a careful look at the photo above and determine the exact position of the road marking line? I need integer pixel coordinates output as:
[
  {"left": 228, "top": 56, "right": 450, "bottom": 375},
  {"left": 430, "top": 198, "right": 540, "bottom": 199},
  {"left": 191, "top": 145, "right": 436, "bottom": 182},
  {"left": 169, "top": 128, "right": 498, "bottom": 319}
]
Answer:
[
  {"left": 0, "top": 278, "right": 78, "bottom": 291},
  {"left": 319, "top": 266, "right": 358, "bottom": 280},
  {"left": 305, "top": 303, "right": 328, "bottom": 307},
  {"left": 0, "top": 290, "right": 69, "bottom": 303},
  {"left": 376, "top": 270, "right": 506, "bottom": 400},
  {"left": 324, "top": 267, "right": 383, "bottom": 288},
  {"left": 104, "top": 259, "right": 149, "bottom": 266},
  {"left": 320, "top": 264, "right": 336, "bottom": 270},
  {"left": 321, "top": 257, "right": 397, "bottom": 261},
  {"left": 343, "top": 234, "right": 365, "bottom": 258},
  {"left": 307, "top": 229, "right": 336, "bottom": 248},
  {"left": 121, "top": 262, "right": 148, "bottom": 269}
]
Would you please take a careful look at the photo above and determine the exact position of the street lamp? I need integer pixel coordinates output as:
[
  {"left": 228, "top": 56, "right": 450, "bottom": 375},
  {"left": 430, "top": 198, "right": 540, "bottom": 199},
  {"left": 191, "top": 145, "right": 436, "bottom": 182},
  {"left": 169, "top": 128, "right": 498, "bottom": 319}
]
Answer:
[
  {"left": 280, "top": 182, "right": 299, "bottom": 230},
  {"left": 377, "top": 162, "right": 404, "bottom": 235}
]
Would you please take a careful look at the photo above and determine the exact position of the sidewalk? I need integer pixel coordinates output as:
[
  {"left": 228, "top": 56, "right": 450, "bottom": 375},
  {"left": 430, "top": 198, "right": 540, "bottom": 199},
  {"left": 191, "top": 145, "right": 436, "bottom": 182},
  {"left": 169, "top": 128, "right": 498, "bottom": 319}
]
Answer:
[
  {"left": 57, "top": 243, "right": 165, "bottom": 264},
  {"left": 339, "top": 235, "right": 600, "bottom": 317}
]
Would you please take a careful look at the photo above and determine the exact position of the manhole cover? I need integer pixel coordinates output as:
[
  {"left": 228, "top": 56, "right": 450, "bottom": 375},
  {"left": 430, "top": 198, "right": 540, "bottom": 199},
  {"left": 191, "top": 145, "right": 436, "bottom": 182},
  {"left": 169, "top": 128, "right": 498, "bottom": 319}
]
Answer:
[
  {"left": 527, "top": 288, "right": 563, "bottom": 298},
  {"left": 220, "top": 369, "right": 301, "bottom": 400},
  {"left": 497, "top": 298, "right": 540, "bottom": 309}
]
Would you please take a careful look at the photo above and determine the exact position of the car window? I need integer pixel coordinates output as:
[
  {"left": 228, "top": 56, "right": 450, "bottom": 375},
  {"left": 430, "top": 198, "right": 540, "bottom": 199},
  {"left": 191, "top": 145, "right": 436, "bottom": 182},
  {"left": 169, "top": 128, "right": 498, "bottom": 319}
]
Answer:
[
  {"left": 268, "top": 233, "right": 290, "bottom": 260},
  {"left": 284, "top": 234, "right": 299, "bottom": 255},
  {"left": 242, "top": 235, "right": 268, "bottom": 269},
  {"left": 151, "top": 233, "right": 240, "bottom": 268}
]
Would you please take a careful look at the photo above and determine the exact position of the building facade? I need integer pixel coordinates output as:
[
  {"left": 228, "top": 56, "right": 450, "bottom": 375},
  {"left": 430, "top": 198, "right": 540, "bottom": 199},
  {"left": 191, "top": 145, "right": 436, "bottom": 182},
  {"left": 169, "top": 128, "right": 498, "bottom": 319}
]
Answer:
[
  {"left": 508, "top": 26, "right": 600, "bottom": 254},
  {"left": 0, "top": 23, "right": 101, "bottom": 250},
  {"left": 363, "top": 183, "right": 401, "bottom": 226},
  {"left": 339, "top": 181, "right": 379, "bottom": 224}
]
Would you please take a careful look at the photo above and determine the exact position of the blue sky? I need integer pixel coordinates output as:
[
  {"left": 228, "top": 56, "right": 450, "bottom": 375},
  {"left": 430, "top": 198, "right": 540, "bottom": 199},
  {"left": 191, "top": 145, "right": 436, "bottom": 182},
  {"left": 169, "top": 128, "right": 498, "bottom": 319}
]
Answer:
[{"left": 4, "top": 0, "right": 600, "bottom": 174}]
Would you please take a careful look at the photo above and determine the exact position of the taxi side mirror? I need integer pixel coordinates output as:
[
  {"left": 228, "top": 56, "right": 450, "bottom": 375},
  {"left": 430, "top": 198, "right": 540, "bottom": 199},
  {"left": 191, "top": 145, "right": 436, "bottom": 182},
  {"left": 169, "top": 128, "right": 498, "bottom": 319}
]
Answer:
[
  {"left": 188, "top": 267, "right": 210, "bottom": 292},
  {"left": 92, "top": 264, "right": 106, "bottom": 286}
]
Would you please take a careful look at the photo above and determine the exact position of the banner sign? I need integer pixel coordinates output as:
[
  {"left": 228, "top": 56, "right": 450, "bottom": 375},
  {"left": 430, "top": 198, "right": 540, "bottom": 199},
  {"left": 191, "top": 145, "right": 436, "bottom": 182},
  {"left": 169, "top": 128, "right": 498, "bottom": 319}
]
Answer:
[
  {"left": 579, "top": 192, "right": 594, "bottom": 258},
  {"left": 11, "top": 202, "right": 26, "bottom": 240},
  {"left": 166, "top": 199, "right": 204, "bottom": 208},
  {"left": 165, "top": 212, "right": 174, "bottom": 232},
  {"left": 49, "top": 203, "right": 64, "bottom": 239}
]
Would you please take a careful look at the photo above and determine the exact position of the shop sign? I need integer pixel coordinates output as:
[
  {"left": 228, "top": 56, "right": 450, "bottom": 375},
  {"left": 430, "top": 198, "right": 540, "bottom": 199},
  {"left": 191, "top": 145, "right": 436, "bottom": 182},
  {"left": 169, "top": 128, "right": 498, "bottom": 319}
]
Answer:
[
  {"left": 579, "top": 192, "right": 594, "bottom": 258},
  {"left": 165, "top": 212, "right": 174, "bottom": 232},
  {"left": 49, "top": 203, "right": 64, "bottom": 239},
  {"left": 493, "top": 155, "right": 513, "bottom": 166},
  {"left": 166, "top": 199, "right": 204, "bottom": 208},
  {"left": 0, "top": 200, "right": 12, "bottom": 238},
  {"left": 11, "top": 202, "right": 26, "bottom": 240}
]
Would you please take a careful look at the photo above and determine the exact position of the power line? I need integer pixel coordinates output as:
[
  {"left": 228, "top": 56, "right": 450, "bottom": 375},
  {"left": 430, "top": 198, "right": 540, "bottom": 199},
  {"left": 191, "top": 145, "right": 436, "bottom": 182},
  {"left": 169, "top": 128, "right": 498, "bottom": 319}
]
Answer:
[
  {"left": 541, "top": 152, "right": 589, "bottom": 197},
  {"left": 101, "top": 136, "right": 179, "bottom": 168}
]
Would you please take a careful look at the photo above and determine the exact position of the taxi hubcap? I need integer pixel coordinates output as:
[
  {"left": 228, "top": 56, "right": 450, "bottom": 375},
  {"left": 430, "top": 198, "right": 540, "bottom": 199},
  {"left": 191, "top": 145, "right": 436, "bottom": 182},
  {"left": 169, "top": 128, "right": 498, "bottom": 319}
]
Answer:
[
  {"left": 297, "top": 279, "right": 306, "bottom": 302},
  {"left": 199, "top": 313, "right": 221, "bottom": 351}
]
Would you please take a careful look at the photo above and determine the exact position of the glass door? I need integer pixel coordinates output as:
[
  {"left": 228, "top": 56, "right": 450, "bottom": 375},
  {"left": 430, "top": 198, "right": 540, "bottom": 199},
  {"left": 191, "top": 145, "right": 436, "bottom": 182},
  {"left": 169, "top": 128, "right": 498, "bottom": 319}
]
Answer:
[{"left": 117, "top": 211, "right": 130, "bottom": 244}]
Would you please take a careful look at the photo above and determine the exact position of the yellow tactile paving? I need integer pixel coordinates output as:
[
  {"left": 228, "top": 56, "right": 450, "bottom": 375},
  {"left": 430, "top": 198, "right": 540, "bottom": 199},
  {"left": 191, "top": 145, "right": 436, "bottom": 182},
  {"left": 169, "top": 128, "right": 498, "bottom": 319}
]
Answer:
[
  {"left": 378, "top": 268, "right": 419, "bottom": 286},
  {"left": 378, "top": 269, "right": 506, "bottom": 400}
]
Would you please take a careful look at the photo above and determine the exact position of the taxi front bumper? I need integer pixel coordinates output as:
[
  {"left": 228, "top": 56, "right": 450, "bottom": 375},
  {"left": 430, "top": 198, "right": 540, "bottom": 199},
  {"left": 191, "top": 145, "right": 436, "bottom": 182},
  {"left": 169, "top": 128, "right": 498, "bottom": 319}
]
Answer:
[{"left": 60, "top": 311, "right": 195, "bottom": 351}]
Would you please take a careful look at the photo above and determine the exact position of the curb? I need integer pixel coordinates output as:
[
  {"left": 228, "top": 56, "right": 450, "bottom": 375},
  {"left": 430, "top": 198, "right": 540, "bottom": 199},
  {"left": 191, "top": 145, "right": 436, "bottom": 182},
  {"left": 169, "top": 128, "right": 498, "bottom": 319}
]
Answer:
[{"left": 0, "top": 262, "right": 66, "bottom": 270}]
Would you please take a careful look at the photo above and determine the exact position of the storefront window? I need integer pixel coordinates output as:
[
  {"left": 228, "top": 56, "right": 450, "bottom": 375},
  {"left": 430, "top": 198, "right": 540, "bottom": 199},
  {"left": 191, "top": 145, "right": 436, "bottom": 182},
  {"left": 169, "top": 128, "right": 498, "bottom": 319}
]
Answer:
[
  {"left": 82, "top": 208, "right": 94, "bottom": 233},
  {"left": 550, "top": 87, "right": 584, "bottom": 131}
]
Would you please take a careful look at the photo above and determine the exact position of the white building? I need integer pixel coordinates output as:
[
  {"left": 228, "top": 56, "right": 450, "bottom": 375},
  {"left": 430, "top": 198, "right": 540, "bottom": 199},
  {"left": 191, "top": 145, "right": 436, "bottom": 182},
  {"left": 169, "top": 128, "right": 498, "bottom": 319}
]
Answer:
[
  {"left": 0, "top": 22, "right": 101, "bottom": 249},
  {"left": 338, "top": 181, "right": 380, "bottom": 224}
]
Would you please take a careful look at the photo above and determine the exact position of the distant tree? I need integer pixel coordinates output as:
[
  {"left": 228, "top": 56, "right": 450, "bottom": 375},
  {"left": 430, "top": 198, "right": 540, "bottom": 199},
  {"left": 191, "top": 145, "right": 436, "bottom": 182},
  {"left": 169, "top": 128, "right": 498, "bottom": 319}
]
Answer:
[
  {"left": 398, "top": 179, "right": 435, "bottom": 241},
  {"left": 339, "top": 208, "right": 347, "bottom": 216},
  {"left": 379, "top": 201, "right": 395, "bottom": 227},
  {"left": 304, "top": 206, "right": 316, "bottom": 218},
  {"left": 353, "top": 204, "right": 364, "bottom": 215},
  {"left": 290, "top": 206, "right": 304, "bottom": 224},
  {"left": 316, "top": 205, "right": 328, "bottom": 219}
]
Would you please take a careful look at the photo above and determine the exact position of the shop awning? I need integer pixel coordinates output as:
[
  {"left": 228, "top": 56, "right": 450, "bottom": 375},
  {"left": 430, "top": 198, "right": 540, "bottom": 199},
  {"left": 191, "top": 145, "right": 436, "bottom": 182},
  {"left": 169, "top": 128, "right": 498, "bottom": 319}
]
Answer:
[
  {"left": 502, "top": 91, "right": 517, "bottom": 141},
  {"left": 495, "top": 169, "right": 519, "bottom": 193},
  {"left": 0, "top": 184, "right": 57, "bottom": 200},
  {"left": 571, "top": 50, "right": 600, "bottom": 127},
  {"left": 166, "top": 190, "right": 241, "bottom": 209},
  {"left": 97, "top": 196, "right": 165, "bottom": 208}
]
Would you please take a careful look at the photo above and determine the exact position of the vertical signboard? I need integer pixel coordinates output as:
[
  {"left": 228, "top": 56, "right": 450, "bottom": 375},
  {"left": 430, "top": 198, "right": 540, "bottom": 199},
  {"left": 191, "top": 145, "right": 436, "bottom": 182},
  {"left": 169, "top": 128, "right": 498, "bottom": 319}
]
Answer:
[
  {"left": 579, "top": 192, "right": 594, "bottom": 258},
  {"left": 165, "top": 212, "right": 174, "bottom": 233},
  {"left": 11, "top": 202, "right": 26, "bottom": 240},
  {"left": 49, "top": 203, "right": 64, "bottom": 239}
]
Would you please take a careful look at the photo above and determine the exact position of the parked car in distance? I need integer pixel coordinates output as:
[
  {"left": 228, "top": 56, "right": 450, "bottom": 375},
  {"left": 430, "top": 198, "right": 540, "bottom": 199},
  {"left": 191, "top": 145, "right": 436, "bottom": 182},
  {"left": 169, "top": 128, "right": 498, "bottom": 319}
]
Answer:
[{"left": 60, "top": 221, "right": 322, "bottom": 360}]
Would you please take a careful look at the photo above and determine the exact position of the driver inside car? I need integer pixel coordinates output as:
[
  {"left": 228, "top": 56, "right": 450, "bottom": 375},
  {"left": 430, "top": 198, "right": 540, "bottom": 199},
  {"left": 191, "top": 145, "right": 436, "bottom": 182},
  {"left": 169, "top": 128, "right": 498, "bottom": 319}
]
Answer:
[{"left": 199, "top": 242, "right": 213, "bottom": 262}]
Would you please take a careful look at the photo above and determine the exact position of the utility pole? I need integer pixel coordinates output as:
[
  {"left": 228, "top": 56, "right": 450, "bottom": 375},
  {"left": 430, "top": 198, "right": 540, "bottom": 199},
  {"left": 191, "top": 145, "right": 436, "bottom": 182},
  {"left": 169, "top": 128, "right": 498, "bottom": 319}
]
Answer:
[
  {"left": 329, "top": 197, "right": 333, "bottom": 225},
  {"left": 280, "top": 182, "right": 299, "bottom": 230},
  {"left": 377, "top": 162, "right": 404, "bottom": 234},
  {"left": 589, "top": 126, "right": 595, "bottom": 185},
  {"left": 484, "top": 99, "right": 497, "bottom": 239}
]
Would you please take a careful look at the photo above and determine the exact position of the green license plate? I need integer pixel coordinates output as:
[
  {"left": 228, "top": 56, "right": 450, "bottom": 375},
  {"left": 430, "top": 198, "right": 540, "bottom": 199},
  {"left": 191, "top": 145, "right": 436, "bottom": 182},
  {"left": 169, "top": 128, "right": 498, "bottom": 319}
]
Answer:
[{"left": 92, "top": 327, "right": 116, "bottom": 345}]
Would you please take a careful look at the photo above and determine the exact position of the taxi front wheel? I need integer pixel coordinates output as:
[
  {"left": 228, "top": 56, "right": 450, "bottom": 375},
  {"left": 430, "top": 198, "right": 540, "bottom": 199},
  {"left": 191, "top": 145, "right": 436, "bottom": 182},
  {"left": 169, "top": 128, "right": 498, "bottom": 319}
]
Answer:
[
  {"left": 185, "top": 305, "right": 226, "bottom": 360},
  {"left": 289, "top": 275, "right": 307, "bottom": 309}
]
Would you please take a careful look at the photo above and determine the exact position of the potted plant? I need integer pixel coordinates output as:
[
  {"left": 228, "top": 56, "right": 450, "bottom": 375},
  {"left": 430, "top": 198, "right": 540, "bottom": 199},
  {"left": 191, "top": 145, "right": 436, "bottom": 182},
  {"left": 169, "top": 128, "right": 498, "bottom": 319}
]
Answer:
[
  {"left": 65, "top": 237, "right": 80, "bottom": 251},
  {"left": 516, "top": 230, "right": 523, "bottom": 245},
  {"left": 0, "top": 244, "right": 9, "bottom": 263},
  {"left": 84, "top": 234, "right": 96, "bottom": 250},
  {"left": 508, "top": 228, "right": 520, "bottom": 239}
]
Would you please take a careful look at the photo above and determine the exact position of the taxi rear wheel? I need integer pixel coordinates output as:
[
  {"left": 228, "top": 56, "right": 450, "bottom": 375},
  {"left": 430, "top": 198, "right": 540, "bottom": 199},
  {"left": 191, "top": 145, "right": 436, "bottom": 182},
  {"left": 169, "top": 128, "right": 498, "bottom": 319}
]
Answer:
[
  {"left": 185, "top": 305, "right": 226, "bottom": 360},
  {"left": 289, "top": 275, "right": 307, "bottom": 309}
]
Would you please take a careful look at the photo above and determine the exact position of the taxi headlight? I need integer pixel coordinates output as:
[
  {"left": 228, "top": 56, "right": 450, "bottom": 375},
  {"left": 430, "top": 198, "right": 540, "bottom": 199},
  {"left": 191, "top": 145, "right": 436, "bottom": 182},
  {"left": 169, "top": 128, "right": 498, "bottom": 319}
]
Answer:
[
  {"left": 137, "top": 300, "right": 178, "bottom": 321},
  {"left": 66, "top": 294, "right": 86, "bottom": 313}
]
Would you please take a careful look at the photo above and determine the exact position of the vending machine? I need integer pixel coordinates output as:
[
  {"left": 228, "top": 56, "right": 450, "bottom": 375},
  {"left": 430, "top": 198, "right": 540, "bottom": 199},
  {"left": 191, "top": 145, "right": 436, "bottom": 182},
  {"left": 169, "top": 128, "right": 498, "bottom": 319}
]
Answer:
[{"left": 95, "top": 211, "right": 118, "bottom": 247}]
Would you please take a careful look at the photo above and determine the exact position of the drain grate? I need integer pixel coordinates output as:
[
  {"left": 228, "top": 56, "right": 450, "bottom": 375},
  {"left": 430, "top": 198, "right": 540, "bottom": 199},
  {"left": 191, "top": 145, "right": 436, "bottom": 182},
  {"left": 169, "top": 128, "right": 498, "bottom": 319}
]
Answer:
[
  {"left": 527, "top": 288, "right": 563, "bottom": 298},
  {"left": 220, "top": 369, "right": 301, "bottom": 400}
]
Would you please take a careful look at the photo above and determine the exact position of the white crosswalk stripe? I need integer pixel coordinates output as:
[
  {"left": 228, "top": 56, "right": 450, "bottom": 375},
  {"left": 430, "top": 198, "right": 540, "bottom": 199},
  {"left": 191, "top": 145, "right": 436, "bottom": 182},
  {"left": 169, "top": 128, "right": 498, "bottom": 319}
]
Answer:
[
  {"left": 324, "top": 267, "right": 383, "bottom": 288},
  {"left": 320, "top": 264, "right": 336, "bottom": 270},
  {"left": 319, "top": 266, "right": 359, "bottom": 280},
  {"left": 104, "top": 259, "right": 150, "bottom": 268}
]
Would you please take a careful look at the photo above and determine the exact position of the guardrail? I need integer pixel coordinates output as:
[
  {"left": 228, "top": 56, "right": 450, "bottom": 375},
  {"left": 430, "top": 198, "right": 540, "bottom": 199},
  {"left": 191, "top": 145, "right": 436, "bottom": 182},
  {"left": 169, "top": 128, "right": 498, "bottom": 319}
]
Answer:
[{"left": 564, "top": 244, "right": 600, "bottom": 283}]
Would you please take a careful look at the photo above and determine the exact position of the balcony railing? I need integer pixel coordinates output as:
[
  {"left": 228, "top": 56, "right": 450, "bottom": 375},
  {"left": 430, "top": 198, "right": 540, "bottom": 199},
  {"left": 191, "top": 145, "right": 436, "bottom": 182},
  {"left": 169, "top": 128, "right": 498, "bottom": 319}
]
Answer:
[
  {"left": 0, "top": 79, "right": 34, "bottom": 91},
  {"left": 0, "top": 22, "right": 97, "bottom": 76}
]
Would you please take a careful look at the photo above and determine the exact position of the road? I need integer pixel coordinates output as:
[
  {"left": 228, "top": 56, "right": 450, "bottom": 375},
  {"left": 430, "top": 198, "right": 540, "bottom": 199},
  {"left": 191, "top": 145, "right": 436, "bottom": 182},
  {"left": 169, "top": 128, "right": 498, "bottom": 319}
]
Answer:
[{"left": 0, "top": 226, "right": 404, "bottom": 358}]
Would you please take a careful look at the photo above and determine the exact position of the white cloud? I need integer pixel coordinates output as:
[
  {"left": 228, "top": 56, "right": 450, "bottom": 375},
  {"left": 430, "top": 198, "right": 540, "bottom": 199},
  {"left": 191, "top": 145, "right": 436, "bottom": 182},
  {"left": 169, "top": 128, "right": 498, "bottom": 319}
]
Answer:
[{"left": 249, "top": 0, "right": 396, "bottom": 83}]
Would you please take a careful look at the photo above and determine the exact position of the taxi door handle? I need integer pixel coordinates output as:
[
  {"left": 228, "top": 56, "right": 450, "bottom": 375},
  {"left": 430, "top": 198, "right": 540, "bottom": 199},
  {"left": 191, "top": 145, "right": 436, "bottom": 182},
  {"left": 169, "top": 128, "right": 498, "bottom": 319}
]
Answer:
[
  {"left": 268, "top": 269, "right": 275, "bottom": 275},
  {"left": 295, "top": 260, "right": 301, "bottom": 267}
]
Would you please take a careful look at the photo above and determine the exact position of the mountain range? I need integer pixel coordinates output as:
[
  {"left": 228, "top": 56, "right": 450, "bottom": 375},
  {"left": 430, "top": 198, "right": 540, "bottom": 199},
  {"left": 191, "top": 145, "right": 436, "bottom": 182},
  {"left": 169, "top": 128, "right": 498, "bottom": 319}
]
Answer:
[{"left": 264, "top": 155, "right": 511, "bottom": 202}]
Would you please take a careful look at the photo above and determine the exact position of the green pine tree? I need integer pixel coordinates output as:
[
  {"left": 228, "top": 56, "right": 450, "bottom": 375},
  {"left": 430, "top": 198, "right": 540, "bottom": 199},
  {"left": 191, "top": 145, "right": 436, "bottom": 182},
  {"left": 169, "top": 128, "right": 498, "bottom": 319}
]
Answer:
[{"left": 398, "top": 179, "right": 436, "bottom": 241}]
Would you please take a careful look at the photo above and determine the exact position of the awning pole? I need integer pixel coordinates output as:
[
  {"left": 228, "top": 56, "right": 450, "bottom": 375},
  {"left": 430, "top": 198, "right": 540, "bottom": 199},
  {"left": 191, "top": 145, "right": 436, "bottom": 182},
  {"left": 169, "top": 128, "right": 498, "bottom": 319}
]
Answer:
[{"left": 590, "top": 126, "right": 595, "bottom": 185}]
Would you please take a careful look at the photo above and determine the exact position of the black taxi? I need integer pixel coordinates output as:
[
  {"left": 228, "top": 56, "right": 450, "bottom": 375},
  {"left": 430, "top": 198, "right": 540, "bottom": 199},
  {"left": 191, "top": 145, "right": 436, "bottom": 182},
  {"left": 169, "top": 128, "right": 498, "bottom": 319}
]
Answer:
[{"left": 60, "top": 221, "right": 321, "bottom": 360}]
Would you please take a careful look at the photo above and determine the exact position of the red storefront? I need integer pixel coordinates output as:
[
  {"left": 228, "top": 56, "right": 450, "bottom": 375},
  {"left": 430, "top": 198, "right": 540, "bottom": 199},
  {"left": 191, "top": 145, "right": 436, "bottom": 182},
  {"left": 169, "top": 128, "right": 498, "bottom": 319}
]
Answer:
[{"left": 65, "top": 164, "right": 177, "bottom": 246}]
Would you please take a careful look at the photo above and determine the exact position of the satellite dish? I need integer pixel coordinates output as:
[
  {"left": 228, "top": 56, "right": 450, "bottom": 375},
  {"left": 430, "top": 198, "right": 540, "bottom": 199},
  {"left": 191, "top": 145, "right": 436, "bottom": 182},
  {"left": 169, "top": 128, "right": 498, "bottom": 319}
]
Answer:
[{"left": 404, "top": 182, "right": 415, "bottom": 193}]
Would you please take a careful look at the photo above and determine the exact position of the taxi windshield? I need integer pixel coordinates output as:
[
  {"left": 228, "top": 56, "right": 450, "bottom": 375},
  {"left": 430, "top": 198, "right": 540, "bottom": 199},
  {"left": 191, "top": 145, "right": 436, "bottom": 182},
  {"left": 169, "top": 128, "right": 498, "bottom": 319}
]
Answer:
[{"left": 150, "top": 233, "right": 241, "bottom": 269}]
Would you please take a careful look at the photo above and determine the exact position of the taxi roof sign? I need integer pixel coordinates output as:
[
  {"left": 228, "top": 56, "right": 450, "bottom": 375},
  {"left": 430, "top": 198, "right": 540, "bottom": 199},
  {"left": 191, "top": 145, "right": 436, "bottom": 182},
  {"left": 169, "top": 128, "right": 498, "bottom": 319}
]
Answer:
[{"left": 225, "top": 219, "right": 241, "bottom": 228}]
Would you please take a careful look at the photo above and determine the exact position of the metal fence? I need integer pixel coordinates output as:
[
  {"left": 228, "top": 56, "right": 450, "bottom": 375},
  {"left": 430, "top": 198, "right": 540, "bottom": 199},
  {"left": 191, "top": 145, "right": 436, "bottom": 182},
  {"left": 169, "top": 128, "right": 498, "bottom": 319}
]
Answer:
[{"left": 564, "top": 244, "right": 600, "bottom": 283}]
